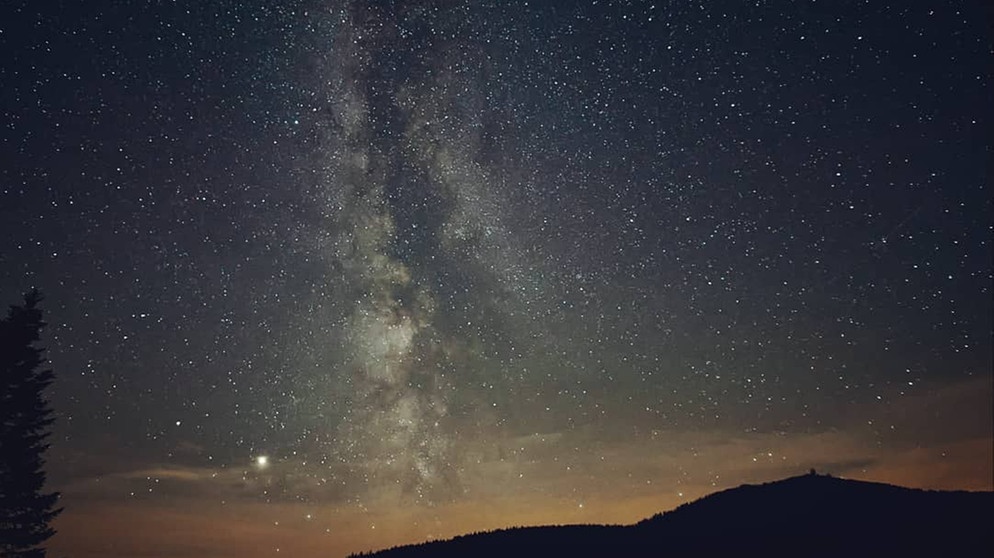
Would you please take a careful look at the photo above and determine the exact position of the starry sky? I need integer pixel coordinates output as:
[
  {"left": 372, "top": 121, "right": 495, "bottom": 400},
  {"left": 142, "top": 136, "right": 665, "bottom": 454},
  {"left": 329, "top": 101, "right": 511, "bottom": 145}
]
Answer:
[{"left": 1, "top": 1, "right": 991, "bottom": 556}]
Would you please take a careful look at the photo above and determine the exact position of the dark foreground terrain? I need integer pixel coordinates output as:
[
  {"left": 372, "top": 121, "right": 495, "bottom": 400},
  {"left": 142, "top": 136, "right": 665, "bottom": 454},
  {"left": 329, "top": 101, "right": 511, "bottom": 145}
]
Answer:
[{"left": 351, "top": 473, "right": 993, "bottom": 557}]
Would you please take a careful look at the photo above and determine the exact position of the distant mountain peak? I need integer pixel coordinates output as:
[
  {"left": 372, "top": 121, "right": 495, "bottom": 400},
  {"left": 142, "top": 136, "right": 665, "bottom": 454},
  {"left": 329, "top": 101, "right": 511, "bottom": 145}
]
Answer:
[{"left": 354, "top": 474, "right": 993, "bottom": 558}]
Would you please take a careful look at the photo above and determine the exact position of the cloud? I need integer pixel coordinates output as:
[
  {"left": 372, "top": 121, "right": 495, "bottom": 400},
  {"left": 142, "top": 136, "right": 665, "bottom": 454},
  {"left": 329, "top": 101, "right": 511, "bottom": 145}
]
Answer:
[
  {"left": 118, "top": 466, "right": 215, "bottom": 483},
  {"left": 50, "top": 376, "right": 991, "bottom": 558}
]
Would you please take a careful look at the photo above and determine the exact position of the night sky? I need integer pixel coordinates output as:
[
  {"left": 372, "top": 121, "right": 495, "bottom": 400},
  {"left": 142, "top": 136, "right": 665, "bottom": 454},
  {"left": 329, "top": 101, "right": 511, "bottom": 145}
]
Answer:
[{"left": 1, "top": 1, "right": 991, "bottom": 556}]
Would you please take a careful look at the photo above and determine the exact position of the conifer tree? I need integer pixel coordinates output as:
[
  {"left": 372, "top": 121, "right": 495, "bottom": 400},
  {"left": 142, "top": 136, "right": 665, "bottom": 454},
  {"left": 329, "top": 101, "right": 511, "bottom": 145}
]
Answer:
[{"left": 0, "top": 290, "right": 61, "bottom": 558}]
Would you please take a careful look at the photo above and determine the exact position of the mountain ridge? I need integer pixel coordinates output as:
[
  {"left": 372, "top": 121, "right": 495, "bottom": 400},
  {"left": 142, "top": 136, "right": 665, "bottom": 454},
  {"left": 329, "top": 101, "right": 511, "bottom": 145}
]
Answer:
[{"left": 350, "top": 472, "right": 993, "bottom": 557}]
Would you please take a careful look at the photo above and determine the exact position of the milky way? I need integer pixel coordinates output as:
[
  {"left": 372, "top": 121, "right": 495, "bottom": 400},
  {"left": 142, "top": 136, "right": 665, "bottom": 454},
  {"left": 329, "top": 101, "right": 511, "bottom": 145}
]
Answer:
[{"left": 282, "top": 4, "right": 542, "bottom": 503}]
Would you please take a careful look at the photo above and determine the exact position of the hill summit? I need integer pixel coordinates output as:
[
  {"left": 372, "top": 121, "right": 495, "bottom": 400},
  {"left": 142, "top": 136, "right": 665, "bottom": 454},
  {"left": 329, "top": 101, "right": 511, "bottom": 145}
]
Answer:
[{"left": 352, "top": 472, "right": 992, "bottom": 558}]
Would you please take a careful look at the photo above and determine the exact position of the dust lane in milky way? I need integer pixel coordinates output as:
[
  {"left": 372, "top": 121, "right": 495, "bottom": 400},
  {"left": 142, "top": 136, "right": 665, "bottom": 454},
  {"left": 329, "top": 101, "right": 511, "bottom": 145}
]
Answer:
[{"left": 286, "top": 4, "right": 547, "bottom": 504}]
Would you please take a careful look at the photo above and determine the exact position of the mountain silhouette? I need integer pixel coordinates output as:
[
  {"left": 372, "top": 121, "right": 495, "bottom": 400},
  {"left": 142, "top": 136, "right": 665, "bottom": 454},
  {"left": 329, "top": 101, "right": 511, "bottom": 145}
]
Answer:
[{"left": 350, "top": 472, "right": 992, "bottom": 557}]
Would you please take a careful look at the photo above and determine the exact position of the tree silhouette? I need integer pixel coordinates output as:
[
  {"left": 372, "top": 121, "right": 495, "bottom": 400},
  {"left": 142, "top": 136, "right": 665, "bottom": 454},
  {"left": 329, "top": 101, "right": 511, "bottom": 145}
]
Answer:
[{"left": 0, "top": 290, "right": 62, "bottom": 558}]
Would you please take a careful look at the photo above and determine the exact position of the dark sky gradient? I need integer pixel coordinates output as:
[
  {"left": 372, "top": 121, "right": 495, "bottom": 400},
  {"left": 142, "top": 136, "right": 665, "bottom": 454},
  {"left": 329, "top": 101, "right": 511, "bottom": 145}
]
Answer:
[{"left": 1, "top": 1, "right": 991, "bottom": 556}]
